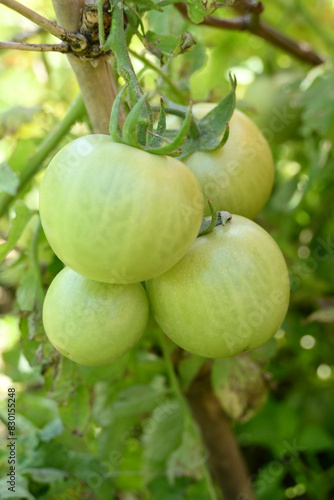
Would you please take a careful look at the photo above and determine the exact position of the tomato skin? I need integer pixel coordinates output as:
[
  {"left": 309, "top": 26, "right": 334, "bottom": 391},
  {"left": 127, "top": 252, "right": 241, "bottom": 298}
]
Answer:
[
  {"left": 147, "top": 215, "right": 289, "bottom": 358},
  {"left": 181, "top": 105, "right": 274, "bottom": 219},
  {"left": 43, "top": 267, "right": 149, "bottom": 366},
  {"left": 39, "top": 135, "right": 204, "bottom": 284}
]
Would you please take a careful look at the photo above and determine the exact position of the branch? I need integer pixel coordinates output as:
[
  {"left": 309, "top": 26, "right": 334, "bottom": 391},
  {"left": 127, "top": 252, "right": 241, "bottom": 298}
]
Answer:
[
  {"left": 51, "top": 0, "right": 125, "bottom": 133},
  {"left": 175, "top": 2, "right": 325, "bottom": 66},
  {"left": 186, "top": 369, "right": 256, "bottom": 500},
  {"left": 0, "top": 0, "right": 87, "bottom": 51},
  {"left": 0, "top": 41, "right": 70, "bottom": 53}
]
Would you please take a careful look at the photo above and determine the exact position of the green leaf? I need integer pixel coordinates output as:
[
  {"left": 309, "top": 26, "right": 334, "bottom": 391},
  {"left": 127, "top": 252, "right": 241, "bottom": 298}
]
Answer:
[
  {"left": 39, "top": 418, "right": 64, "bottom": 442},
  {"left": 132, "top": 0, "right": 163, "bottom": 12},
  {"left": 186, "top": 0, "right": 235, "bottom": 24},
  {"left": 0, "top": 162, "right": 19, "bottom": 195},
  {"left": 59, "top": 384, "right": 91, "bottom": 434},
  {"left": 0, "top": 474, "right": 35, "bottom": 500},
  {"left": 0, "top": 202, "right": 36, "bottom": 263},
  {"left": 122, "top": 92, "right": 149, "bottom": 147},
  {"left": 143, "top": 400, "right": 184, "bottom": 469},
  {"left": 112, "top": 384, "right": 167, "bottom": 417},
  {"left": 22, "top": 468, "right": 68, "bottom": 484},
  {"left": 17, "top": 267, "right": 41, "bottom": 312},
  {"left": 0, "top": 105, "right": 40, "bottom": 137},
  {"left": 148, "top": 476, "right": 193, "bottom": 500},
  {"left": 301, "top": 67, "right": 334, "bottom": 138},
  {"left": 8, "top": 138, "right": 40, "bottom": 174},
  {"left": 164, "top": 75, "right": 236, "bottom": 158},
  {"left": 178, "top": 355, "right": 206, "bottom": 391},
  {"left": 146, "top": 104, "right": 192, "bottom": 155},
  {"left": 167, "top": 420, "right": 206, "bottom": 481},
  {"left": 299, "top": 424, "right": 334, "bottom": 452},
  {"left": 212, "top": 356, "right": 268, "bottom": 423},
  {"left": 148, "top": 98, "right": 167, "bottom": 148},
  {"left": 144, "top": 31, "right": 195, "bottom": 64}
]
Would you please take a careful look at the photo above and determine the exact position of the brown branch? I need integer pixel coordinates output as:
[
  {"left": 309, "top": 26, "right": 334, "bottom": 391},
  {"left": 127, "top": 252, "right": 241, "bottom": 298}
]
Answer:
[
  {"left": 186, "top": 370, "right": 256, "bottom": 500},
  {"left": 0, "top": 41, "right": 70, "bottom": 53},
  {"left": 51, "top": 0, "right": 125, "bottom": 133},
  {"left": 0, "top": 0, "right": 87, "bottom": 51},
  {"left": 175, "top": 2, "right": 325, "bottom": 66}
]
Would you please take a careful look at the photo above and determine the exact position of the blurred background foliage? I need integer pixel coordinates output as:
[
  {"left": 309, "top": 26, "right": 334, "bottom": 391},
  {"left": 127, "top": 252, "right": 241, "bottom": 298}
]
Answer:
[{"left": 0, "top": 0, "right": 334, "bottom": 499}]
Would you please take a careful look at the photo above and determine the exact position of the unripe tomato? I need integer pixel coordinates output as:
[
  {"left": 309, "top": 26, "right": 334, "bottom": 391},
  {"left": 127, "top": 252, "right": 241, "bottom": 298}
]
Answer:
[
  {"left": 180, "top": 104, "right": 274, "bottom": 219},
  {"left": 147, "top": 215, "right": 289, "bottom": 358},
  {"left": 39, "top": 135, "right": 204, "bottom": 284},
  {"left": 43, "top": 267, "right": 149, "bottom": 366}
]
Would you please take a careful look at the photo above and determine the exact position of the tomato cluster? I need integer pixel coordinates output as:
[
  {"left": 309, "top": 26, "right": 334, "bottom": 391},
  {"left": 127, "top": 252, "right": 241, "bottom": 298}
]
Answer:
[{"left": 40, "top": 108, "right": 289, "bottom": 366}]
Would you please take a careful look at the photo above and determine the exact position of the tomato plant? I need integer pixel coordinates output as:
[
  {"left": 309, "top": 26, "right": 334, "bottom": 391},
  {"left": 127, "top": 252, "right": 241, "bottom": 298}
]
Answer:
[
  {"left": 39, "top": 134, "right": 204, "bottom": 284},
  {"left": 147, "top": 214, "right": 290, "bottom": 358},
  {"left": 43, "top": 267, "right": 149, "bottom": 366},
  {"left": 181, "top": 104, "right": 275, "bottom": 219}
]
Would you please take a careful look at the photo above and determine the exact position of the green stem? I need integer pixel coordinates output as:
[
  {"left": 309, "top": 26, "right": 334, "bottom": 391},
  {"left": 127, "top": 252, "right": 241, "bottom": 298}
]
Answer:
[
  {"left": 129, "top": 49, "right": 187, "bottom": 104},
  {"left": 158, "top": 330, "right": 218, "bottom": 500},
  {"left": 107, "top": 0, "right": 152, "bottom": 138},
  {"left": 97, "top": 0, "right": 106, "bottom": 46},
  {"left": 0, "top": 94, "right": 86, "bottom": 216},
  {"left": 108, "top": 0, "right": 143, "bottom": 105},
  {"left": 31, "top": 217, "right": 45, "bottom": 304}
]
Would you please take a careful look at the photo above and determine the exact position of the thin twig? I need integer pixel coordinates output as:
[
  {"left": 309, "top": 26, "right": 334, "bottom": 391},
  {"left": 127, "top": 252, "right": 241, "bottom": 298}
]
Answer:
[
  {"left": 0, "top": 41, "right": 70, "bottom": 53},
  {"left": 0, "top": 0, "right": 87, "bottom": 51},
  {"left": 175, "top": 2, "right": 325, "bottom": 66}
]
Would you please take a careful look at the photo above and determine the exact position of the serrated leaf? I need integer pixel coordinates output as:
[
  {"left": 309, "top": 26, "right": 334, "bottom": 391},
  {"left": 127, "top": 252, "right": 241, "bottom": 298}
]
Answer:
[
  {"left": 0, "top": 202, "right": 36, "bottom": 263},
  {"left": 165, "top": 77, "right": 236, "bottom": 158},
  {"left": 0, "top": 162, "right": 19, "bottom": 195}
]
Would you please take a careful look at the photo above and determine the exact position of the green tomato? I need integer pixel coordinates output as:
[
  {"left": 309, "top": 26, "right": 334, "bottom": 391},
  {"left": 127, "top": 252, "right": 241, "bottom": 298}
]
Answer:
[
  {"left": 43, "top": 267, "right": 149, "bottom": 366},
  {"left": 147, "top": 215, "right": 289, "bottom": 358},
  {"left": 180, "top": 104, "right": 274, "bottom": 219},
  {"left": 39, "top": 135, "right": 204, "bottom": 284}
]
